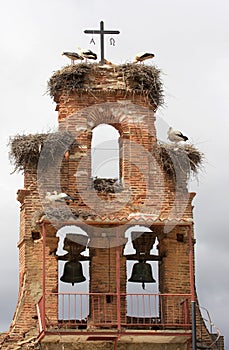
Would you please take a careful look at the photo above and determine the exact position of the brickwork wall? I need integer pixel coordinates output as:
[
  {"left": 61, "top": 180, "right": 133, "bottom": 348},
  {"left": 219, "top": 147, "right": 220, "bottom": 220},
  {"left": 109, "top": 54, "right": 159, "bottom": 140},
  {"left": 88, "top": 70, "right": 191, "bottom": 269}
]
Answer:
[{"left": 1, "top": 66, "right": 222, "bottom": 350}]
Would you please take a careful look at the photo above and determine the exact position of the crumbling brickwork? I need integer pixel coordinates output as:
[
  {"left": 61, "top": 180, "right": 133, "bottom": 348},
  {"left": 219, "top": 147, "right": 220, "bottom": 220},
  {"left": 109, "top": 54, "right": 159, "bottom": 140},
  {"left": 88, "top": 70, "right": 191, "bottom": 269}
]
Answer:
[{"left": 0, "top": 65, "right": 223, "bottom": 350}]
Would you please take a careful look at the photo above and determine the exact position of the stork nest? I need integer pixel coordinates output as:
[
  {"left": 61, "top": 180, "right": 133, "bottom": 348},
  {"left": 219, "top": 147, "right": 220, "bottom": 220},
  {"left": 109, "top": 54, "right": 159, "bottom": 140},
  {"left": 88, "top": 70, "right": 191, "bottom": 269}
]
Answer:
[
  {"left": 48, "top": 63, "right": 92, "bottom": 98},
  {"left": 47, "top": 63, "right": 164, "bottom": 108},
  {"left": 121, "top": 64, "right": 164, "bottom": 107},
  {"left": 9, "top": 131, "right": 78, "bottom": 172},
  {"left": 155, "top": 143, "right": 203, "bottom": 181},
  {"left": 93, "top": 177, "right": 123, "bottom": 193}
]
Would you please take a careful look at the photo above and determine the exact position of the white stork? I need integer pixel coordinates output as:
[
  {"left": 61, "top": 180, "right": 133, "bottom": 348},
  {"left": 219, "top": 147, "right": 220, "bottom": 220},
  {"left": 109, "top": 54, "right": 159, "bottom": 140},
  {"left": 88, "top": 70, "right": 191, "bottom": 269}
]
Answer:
[
  {"left": 133, "top": 52, "right": 155, "bottom": 64},
  {"left": 62, "top": 52, "right": 83, "bottom": 65},
  {"left": 167, "top": 127, "right": 189, "bottom": 143},
  {"left": 78, "top": 47, "right": 97, "bottom": 62},
  {"left": 45, "top": 191, "right": 76, "bottom": 203}
]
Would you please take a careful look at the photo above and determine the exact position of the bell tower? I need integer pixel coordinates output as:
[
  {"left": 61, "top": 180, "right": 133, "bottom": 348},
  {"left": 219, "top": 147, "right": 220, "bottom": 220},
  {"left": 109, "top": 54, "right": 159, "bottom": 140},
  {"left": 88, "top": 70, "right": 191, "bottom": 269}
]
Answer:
[{"left": 1, "top": 63, "right": 224, "bottom": 350}]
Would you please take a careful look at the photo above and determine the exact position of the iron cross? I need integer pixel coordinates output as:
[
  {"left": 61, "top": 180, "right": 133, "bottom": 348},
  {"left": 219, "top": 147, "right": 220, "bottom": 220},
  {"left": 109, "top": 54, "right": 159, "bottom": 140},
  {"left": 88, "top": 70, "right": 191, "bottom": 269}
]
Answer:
[{"left": 84, "top": 21, "right": 120, "bottom": 64}]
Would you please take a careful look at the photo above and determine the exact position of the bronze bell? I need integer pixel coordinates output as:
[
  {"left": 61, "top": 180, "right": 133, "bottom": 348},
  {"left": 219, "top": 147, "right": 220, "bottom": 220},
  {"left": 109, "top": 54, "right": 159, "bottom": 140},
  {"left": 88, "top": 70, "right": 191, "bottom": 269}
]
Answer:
[
  {"left": 128, "top": 261, "right": 156, "bottom": 289},
  {"left": 60, "top": 261, "right": 86, "bottom": 286}
]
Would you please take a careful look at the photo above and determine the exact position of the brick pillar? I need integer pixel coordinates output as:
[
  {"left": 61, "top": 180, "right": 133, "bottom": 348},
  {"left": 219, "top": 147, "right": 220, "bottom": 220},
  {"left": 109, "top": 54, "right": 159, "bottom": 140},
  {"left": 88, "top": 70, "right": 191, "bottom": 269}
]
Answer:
[
  {"left": 158, "top": 225, "right": 191, "bottom": 325},
  {"left": 44, "top": 224, "right": 58, "bottom": 326},
  {"left": 89, "top": 228, "right": 127, "bottom": 327}
]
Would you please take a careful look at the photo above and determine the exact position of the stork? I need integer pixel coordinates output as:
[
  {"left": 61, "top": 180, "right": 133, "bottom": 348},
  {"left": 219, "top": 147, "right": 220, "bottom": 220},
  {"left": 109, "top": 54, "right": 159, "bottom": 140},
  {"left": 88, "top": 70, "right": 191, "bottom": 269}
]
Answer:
[
  {"left": 133, "top": 52, "right": 155, "bottom": 64},
  {"left": 78, "top": 47, "right": 97, "bottom": 62},
  {"left": 167, "top": 127, "right": 189, "bottom": 143},
  {"left": 45, "top": 191, "right": 76, "bottom": 203},
  {"left": 62, "top": 52, "right": 83, "bottom": 65}
]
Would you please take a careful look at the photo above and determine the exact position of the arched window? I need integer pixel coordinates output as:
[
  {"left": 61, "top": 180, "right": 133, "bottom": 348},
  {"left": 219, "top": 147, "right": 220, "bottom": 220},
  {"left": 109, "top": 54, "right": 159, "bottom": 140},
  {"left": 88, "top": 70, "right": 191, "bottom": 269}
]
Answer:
[
  {"left": 91, "top": 124, "right": 120, "bottom": 179},
  {"left": 56, "top": 226, "right": 89, "bottom": 322},
  {"left": 125, "top": 226, "right": 159, "bottom": 319}
]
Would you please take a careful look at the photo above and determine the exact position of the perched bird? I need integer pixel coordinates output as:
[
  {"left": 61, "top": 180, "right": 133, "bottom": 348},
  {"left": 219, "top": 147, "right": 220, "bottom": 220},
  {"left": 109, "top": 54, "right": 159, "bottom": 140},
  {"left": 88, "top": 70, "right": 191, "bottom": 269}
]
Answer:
[
  {"left": 167, "top": 127, "right": 189, "bottom": 143},
  {"left": 62, "top": 51, "right": 83, "bottom": 65},
  {"left": 133, "top": 52, "right": 155, "bottom": 64},
  {"left": 78, "top": 47, "right": 97, "bottom": 62},
  {"left": 45, "top": 191, "right": 76, "bottom": 203}
]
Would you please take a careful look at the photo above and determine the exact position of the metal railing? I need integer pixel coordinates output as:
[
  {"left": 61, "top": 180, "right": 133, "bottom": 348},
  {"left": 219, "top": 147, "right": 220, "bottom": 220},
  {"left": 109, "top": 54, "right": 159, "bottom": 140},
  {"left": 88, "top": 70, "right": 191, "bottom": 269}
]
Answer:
[
  {"left": 199, "top": 306, "right": 222, "bottom": 348},
  {"left": 37, "top": 292, "right": 192, "bottom": 332}
]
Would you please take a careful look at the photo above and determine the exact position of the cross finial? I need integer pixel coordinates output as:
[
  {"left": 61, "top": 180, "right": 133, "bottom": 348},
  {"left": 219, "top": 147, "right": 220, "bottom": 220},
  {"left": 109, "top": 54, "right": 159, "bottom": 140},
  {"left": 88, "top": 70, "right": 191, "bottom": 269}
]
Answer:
[{"left": 84, "top": 21, "right": 120, "bottom": 64}]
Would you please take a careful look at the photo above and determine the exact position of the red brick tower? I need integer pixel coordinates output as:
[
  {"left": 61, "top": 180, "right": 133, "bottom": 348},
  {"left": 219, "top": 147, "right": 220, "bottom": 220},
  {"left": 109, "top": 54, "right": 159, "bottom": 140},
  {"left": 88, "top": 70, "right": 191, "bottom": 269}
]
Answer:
[{"left": 1, "top": 63, "right": 224, "bottom": 350}]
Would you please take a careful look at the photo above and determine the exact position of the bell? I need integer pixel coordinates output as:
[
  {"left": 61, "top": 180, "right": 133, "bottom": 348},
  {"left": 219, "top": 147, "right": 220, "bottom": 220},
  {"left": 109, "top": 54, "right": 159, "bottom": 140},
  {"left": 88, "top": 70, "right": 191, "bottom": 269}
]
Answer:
[
  {"left": 60, "top": 261, "right": 86, "bottom": 286},
  {"left": 128, "top": 262, "right": 156, "bottom": 289}
]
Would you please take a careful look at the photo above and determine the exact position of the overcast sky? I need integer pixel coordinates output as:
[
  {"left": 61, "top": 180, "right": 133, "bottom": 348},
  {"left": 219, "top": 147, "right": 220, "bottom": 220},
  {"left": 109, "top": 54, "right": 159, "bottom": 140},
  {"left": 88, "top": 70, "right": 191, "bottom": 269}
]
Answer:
[{"left": 0, "top": 0, "right": 228, "bottom": 346}]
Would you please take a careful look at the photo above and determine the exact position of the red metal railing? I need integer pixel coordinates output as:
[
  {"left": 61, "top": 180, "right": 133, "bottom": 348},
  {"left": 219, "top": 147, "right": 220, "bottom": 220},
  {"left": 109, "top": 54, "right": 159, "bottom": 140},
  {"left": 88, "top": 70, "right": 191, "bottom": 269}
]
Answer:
[{"left": 37, "top": 292, "right": 191, "bottom": 332}]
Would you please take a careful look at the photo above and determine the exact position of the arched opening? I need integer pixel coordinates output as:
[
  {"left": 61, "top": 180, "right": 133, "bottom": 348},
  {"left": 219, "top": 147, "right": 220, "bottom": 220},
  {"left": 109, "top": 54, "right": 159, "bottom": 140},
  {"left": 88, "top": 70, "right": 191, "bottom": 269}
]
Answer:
[
  {"left": 56, "top": 226, "right": 89, "bottom": 322},
  {"left": 124, "top": 225, "right": 160, "bottom": 320},
  {"left": 91, "top": 124, "right": 120, "bottom": 179}
]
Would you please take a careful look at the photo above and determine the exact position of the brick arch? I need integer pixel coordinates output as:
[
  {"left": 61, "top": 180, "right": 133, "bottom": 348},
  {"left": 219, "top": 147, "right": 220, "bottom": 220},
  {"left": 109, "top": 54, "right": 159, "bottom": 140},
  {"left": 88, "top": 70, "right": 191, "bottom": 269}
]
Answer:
[
  {"left": 59, "top": 101, "right": 155, "bottom": 139},
  {"left": 91, "top": 121, "right": 122, "bottom": 138},
  {"left": 91, "top": 122, "right": 120, "bottom": 137}
]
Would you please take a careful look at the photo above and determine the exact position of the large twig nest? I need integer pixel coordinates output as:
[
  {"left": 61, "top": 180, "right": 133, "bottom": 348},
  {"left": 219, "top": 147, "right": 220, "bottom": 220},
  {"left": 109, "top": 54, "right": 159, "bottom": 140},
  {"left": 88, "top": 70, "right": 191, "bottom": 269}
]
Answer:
[
  {"left": 155, "top": 143, "right": 204, "bottom": 182},
  {"left": 121, "top": 64, "right": 164, "bottom": 107},
  {"left": 48, "top": 63, "right": 92, "bottom": 98},
  {"left": 93, "top": 177, "right": 123, "bottom": 193},
  {"left": 47, "top": 63, "right": 164, "bottom": 108},
  {"left": 9, "top": 131, "right": 77, "bottom": 173}
]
